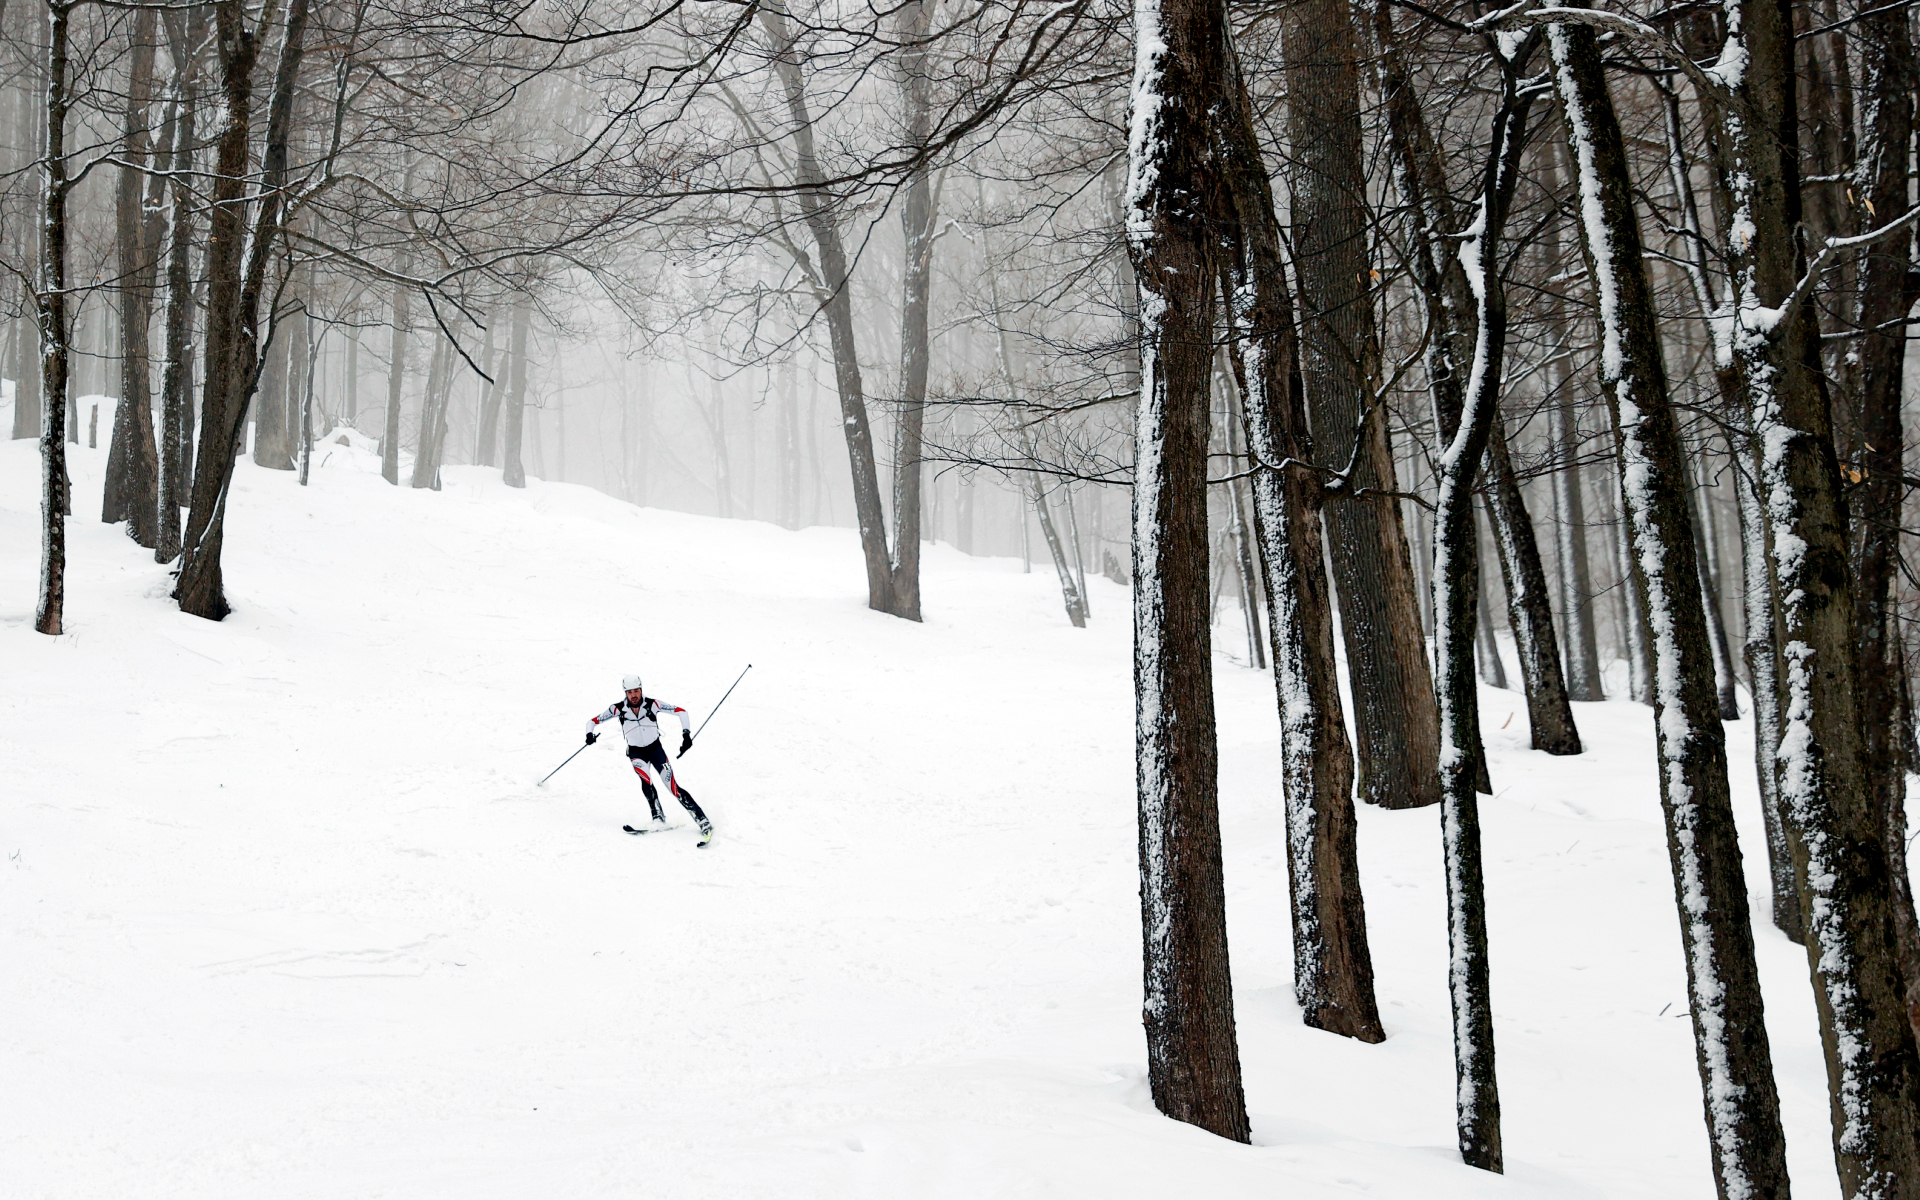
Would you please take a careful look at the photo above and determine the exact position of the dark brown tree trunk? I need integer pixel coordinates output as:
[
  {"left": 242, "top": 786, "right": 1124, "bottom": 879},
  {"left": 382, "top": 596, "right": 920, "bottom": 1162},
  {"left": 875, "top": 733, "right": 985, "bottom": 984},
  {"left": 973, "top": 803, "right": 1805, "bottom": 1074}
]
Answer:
[
  {"left": 1125, "top": 0, "right": 1250, "bottom": 1141},
  {"left": 1282, "top": 0, "right": 1440, "bottom": 810},
  {"left": 760, "top": 0, "right": 898, "bottom": 616},
  {"left": 34, "top": 0, "right": 73, "bottom": 636},
  {"left": 175, "top": 0, "right": 309, "bottom": 620},
  {"left": 1695, "top": 0, "right": 1920, "bottom": 1187},
  {"left": 1847, "top": 0, "right": 1920, "bottom": 1042},
  {"left": 1549, "top": 20, "right": 1792, "bottom": 1200},
  {"left": 103, "top": 6, "right": 160, "bottom": 546},
  {"left": 501, "top": 294, "right": 529, "bottom": 488},
  {"left": 1484, "top": 424, "right": 1581, "bottom": 751},
  {"left": 1216, "top": 48, "right": 1384, "bottom": 1043}
]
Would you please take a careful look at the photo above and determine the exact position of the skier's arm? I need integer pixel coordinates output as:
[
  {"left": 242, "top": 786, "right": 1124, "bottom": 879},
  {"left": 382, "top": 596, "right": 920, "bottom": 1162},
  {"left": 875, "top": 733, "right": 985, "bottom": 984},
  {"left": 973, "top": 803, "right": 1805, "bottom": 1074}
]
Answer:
[
  {"left": 658, "top": 700, "right": 694, "bottom": 755},
  {"left": 585, "top": 703, "right": 619, "bottom": 743}
]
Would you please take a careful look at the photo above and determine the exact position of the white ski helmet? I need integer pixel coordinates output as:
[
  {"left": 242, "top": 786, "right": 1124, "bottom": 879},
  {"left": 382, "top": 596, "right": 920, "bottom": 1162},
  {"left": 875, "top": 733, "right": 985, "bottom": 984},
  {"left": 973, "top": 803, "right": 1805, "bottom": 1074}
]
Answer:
[{"left": 622, "top": 674, "right": 643, "bottom": 691}]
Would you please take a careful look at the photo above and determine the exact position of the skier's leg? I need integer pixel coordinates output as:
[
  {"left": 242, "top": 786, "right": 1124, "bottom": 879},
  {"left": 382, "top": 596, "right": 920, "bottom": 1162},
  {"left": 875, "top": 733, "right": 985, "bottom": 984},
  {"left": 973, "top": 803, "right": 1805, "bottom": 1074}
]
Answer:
[
  {"left": 641, "top": 741, "right": 709, "bottom": 827},
  {"left": 626, "top": 746, "right": 666, "bottom": 821}
]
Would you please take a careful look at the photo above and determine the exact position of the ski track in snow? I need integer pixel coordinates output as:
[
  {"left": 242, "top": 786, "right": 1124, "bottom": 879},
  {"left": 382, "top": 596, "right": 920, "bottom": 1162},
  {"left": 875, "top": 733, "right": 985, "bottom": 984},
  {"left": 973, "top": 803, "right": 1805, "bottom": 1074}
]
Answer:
[{"left": 0, "top": 409, "right": 1866, "bottom": 1198}]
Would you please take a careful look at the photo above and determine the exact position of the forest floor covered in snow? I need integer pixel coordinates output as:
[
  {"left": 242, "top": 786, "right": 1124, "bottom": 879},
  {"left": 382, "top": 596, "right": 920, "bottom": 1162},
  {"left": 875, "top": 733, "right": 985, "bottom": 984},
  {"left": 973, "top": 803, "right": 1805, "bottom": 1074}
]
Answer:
[{"left": 0, "top": 416, "right": 1881, "bottom": 1198}]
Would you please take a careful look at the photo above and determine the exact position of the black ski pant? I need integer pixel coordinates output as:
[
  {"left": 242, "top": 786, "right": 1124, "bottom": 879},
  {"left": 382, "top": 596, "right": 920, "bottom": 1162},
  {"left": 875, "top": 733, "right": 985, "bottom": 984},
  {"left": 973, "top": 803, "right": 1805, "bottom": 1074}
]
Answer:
[{"left": 627, "top": 740, "right": 706, "bottom": 823}]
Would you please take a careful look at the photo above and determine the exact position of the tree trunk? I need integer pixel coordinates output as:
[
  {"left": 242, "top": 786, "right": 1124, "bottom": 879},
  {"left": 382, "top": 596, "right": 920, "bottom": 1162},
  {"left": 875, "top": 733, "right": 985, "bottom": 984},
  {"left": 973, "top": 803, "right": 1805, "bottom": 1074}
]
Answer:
[
  {"left": 1689, "top": 481, "right": 1742, "bottom": 720},
  {"left": 1612, "top": 490, "right": 1654, "bottom": 703},
  {"left": 411, "top": 334, "right": 451, "bottom": 488},
  {"left": 34, "top": 0, "right": 73, "bottom": 636},
  {"left": 1550, "top": 21, "right": 1792, "bottom": 1200},
  {"left": 1695, "top": 0, "right": 1920, "bottom": 1186},
  {"left": 888, "top": 0, "right": 934, "bottom": 622},
  {"left": 102, "top": 6, "right": 160, "bottom": 547},
  {"left": 474, "top": 317, "right": 500, "bottom": 466},
  {"left": 382, "top": 282, "right": 408, "bottom": 485},
  {"left": 1475, "top": 514, "right": 1508, "bottom": 690},
  {"left": 1846, "top": 0, "right": 1920, "bottom": 1042},
  {"left": 1125, "top": 0, "right": 1250, "bottom": 1141},
  {"left": 501, "top": 294, "right": 529, "bottom": 488},
  {"left": 1368, "top": 0, "right": 1579, "bottom": 754},
  {"left": 12, "top": 28, "right": 43, "bottom": 444},
  {"left": 1426, "top": 42, "right": 1541, "bottom": 1171},
  {"left": 154, "top": 5, "right": 201, "bottom": 564},
  {"left": 1282, "top": 0, "right": 1440, "bottom": 811},
  {"left": 1733, "top": 416, "right": 1801, "bottom": 941},
  {"left": 175, "top": 0, "right": 309, "bottom": 620},
  {"left": 760, "top": 1, "right": 898, "bottom": 616},
  {"left": 1217, "top": 34, "right": 1383, "bottom": 1046}
]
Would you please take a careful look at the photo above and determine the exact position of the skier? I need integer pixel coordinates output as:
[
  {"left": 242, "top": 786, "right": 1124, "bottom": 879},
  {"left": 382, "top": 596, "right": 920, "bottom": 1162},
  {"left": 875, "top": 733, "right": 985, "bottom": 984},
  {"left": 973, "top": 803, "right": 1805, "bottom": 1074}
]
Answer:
[{"left": 588, "top": 675, "right": 713, "bottom": 844}]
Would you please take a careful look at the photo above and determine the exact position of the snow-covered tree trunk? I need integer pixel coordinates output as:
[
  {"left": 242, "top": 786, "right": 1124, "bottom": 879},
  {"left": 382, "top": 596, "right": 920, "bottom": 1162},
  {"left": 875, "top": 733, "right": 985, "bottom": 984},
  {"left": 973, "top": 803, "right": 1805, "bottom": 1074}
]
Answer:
[
  {"left": 1125, "top": 0, "right": 1250, "bottom": 1140},
  {"left": 1282, "top": 0, "right": 1440, "bottom": 811},
  {"left": 1698, "top": 0, "right": 1920, "bottom": 1187},
  {"left": 1688, "top": 482, "right": 1742, "bottom": 721},
  {"left": 1216, "top": 33, "right": 1383, "bottom": 1044},
  {"left": 1368, "top": 0, "right": 1579, "bottom": 755},
  {"left": 1732, "top": 426, "right": 1800, "bottom": 941},
  {"left": 1548, "top": 20, "right": 1791, "bottom": 1200},
  {"left": 1846, "top": 0, "right": 1920, "bottom": 1039},
  {"left": 34, "top": 0, "right": 73, "bottom": 636},
  {"left": 1426, "top": 34, "right": 1544, "bottom": 1173}
]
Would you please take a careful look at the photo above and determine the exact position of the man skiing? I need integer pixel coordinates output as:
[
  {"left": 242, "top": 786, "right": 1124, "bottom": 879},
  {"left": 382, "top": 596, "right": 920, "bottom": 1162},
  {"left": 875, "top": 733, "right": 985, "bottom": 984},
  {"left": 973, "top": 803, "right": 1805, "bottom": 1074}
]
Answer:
[{"left": 588, "top": 675, "right": 713, "bottom": 844}]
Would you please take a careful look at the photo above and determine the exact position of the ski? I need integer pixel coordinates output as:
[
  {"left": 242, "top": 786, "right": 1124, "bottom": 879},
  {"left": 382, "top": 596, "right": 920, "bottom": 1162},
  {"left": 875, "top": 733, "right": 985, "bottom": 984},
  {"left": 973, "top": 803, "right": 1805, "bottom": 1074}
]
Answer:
[
  {"left": 623, "top": 823, "right": 683, "bottom": 836},
  {"left": 697, "top": 827, "right": 714, "bottom": 848}
]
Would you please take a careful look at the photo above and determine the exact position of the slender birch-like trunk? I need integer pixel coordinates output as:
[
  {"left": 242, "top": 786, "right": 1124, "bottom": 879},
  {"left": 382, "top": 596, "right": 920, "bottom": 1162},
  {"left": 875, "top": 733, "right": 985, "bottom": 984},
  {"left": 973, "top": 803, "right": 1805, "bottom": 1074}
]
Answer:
[
  {"left": 1126, "top": 0, "right": 1250, "bottom": 1140},
  {"left": 889, "top": 0, "right": 934, "bottom": 622},
  {"left": 382, "top": 280, "right": 408, "bottom": 485},
  {"left": 155, "top": 3, "right": 203, "bottom": 563},
  {"left": 34, "top": 0, "right": 73, "bottom": 636},
  {"left": 1549, "top": 21, "right": 1791, "bottom": 1200},
  {"left": 1425, "top": 36, "right": 1540, "bottom": 1171}
]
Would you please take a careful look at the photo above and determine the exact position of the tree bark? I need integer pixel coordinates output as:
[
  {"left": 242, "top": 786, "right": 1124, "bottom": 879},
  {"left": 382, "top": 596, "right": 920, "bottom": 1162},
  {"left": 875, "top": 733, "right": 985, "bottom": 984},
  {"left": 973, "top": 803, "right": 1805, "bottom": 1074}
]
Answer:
[
  {"left": 1282, "top": 0, "right": 1440, "bottom": 810},
  {"left": 1692, "top": 0, "right": 1920, "bottom": 1187},
  {"left": 1217, "top": 18, "right": 1383, "bottom": 1047},
  {"left": 34, "top": 0, "right": 73, "bottom": 636},
  {"left": 154, "top": 5, "right": 201, "bottom": 564},
  {"left": 1485, "top": 423, "right": 1581, "bottom": 751},
  {"left": 1550, "top": 21, "right": 1792, "bottom": 1200},
  {"left": 474, "top": 316, "right": 500, "bottom": 466},
  {"left": 1125, "top": 0, "right": 1250, "bottom": 1140},
  {"left": 103, "top": 6, "right": 160, "bottom": 546},
  {"left": 411, "top": 334, "right": 451, "bottom": 488},
  {"left": 1425, "top": 39, "right": 1541, "bottom": 1171},
  {"left": 175, "top": 0, "right": 309, "bottom": 620},
  {"left": 1845, "top": 0, "right": 1920, "bottom": 1041}
]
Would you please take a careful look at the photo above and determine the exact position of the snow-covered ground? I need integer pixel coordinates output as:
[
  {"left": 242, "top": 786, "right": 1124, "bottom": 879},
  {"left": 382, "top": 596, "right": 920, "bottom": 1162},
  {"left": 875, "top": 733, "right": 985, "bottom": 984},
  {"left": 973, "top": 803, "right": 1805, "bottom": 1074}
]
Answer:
[{"left": 0, "top": 414, "right": 1869, "bottom": 1198}]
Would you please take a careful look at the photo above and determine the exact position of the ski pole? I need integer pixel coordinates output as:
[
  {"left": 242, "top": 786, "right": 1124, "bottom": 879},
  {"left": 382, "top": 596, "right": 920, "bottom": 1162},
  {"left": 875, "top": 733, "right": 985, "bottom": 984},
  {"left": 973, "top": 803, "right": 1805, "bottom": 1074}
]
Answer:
[
  {"left": 537, "top": 740, "right": 593, "bottom": 787},
  {"left": 684, "top": 663, "right": 752, "bottom": 755}
]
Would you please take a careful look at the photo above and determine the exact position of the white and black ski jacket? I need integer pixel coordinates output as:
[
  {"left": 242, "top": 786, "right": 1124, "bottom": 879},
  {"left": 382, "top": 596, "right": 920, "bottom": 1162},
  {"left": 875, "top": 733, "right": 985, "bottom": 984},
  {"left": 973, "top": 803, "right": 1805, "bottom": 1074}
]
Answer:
[{"left": 588, "top": 696, "right": 691, "bottom": 748}]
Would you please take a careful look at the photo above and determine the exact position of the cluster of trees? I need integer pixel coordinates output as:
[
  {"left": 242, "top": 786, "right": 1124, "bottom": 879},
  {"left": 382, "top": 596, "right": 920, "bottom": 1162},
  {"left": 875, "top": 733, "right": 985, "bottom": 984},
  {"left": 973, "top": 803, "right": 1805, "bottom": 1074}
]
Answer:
[
  {"left": 1128, "top": 0, "right": 1920, "bottom": 1196},
  {"left": 6, "top": 0, "right": 1917, "bottom": 1192}
]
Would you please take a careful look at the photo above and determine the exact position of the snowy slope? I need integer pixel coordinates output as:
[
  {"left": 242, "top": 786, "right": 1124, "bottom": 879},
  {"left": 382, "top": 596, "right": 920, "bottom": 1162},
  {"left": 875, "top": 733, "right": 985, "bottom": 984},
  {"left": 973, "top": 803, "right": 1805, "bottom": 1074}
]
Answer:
[{"left": 0, "top": 418, "right": 1858, "bottom": 1198}]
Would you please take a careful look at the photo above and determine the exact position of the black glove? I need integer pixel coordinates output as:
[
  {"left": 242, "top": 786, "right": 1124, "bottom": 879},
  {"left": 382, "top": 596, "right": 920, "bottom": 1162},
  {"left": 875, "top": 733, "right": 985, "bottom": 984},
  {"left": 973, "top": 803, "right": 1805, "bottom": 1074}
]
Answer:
[
  {"left": 585, "top": 731, "right": 598, "bottom": 746},
  {"left": 678, "top": 729, "right": 693, "bottom": 757}
]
